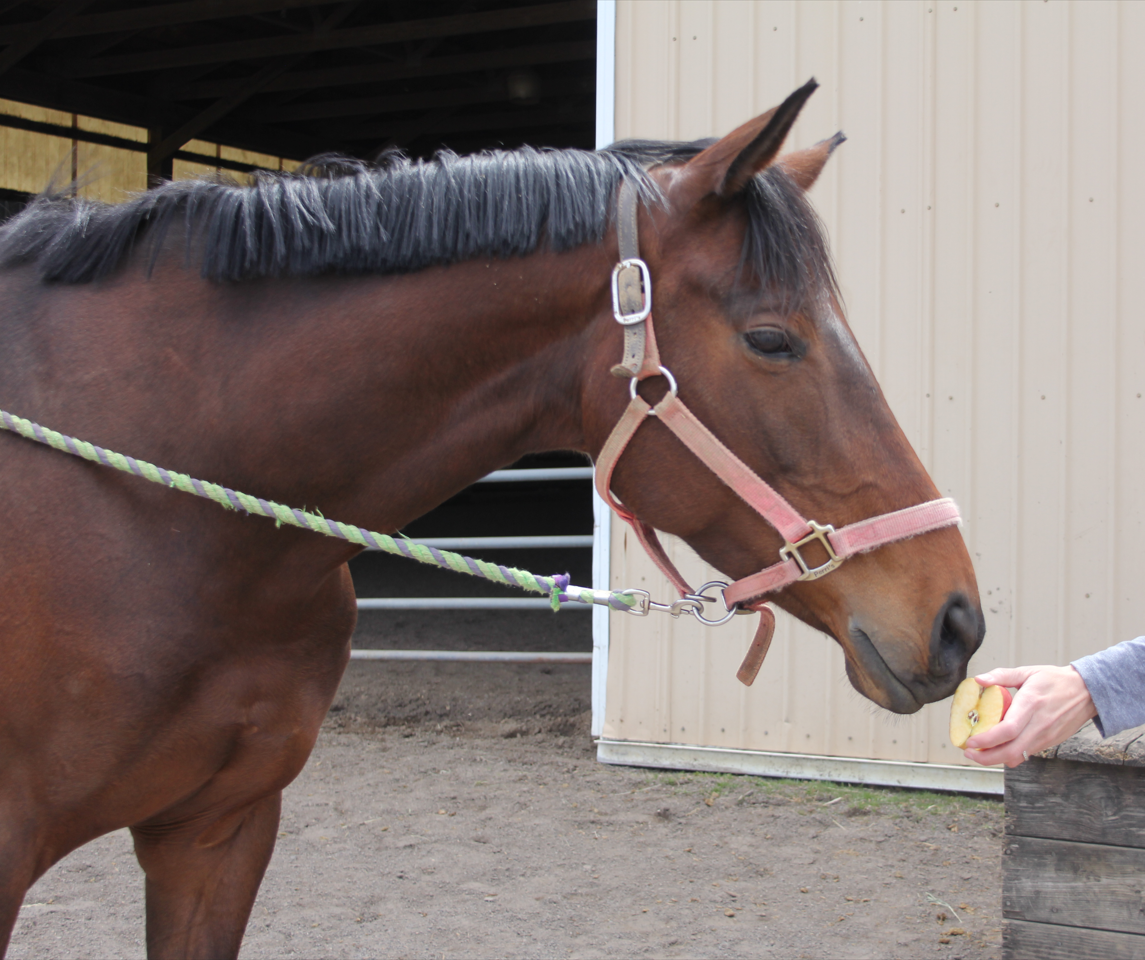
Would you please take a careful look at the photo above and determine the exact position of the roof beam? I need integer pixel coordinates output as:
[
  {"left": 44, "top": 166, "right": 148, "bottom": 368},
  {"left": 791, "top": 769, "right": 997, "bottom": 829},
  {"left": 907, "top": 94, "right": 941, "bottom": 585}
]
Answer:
[
  {"left": 171, "top": 39, "right": 595, "bottom": 100},
  {"left": 53, "top": 1, "right": 595, "bottom": 78},
  {"left": 0, "top": 0, "right": 96, "bottom": 78},
  {"left": 0, "top": 0, "right": 329, "bottom": 44},
  {"left": 147, "top": 2, "right": 359, "bottom": 168},
  {"left": 148, "top": 55, "right": 305, "bottom": 170}
]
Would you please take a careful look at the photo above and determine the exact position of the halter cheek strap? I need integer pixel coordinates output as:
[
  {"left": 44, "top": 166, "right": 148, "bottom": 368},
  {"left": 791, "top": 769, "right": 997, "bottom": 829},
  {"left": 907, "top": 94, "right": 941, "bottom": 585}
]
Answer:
[{"left": 595, "top": 181, "right": 962, "bottom": 686}]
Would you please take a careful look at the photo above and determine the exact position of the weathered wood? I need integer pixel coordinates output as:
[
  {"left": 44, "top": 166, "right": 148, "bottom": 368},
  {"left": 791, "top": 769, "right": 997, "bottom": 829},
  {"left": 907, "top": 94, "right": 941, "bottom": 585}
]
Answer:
[
  {"left": 1004, "top": 919, "right": 1145, "bottom": 960},
  {"left": 1034, "top": 720, "right": 1145, "bottom": 767},
  {"left": 1003, "top": 835, "right": 1145, "bottom": 935},
  {"left": 1006, "top": 758, "right": 1145, "bottom": 847}
]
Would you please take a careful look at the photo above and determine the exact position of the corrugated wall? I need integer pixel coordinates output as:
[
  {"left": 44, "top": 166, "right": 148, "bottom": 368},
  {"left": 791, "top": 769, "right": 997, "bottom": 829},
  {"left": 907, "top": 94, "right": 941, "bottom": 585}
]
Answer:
[{"left": 604, "top": 0, "right": 1145, "bottom": 768}]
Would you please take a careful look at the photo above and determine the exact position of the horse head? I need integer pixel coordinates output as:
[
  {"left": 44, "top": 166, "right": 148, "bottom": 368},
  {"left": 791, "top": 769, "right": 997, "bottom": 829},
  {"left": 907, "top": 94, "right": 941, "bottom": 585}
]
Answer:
[{"left": 587, "top": 80, "right": 983, "bottom": 714}]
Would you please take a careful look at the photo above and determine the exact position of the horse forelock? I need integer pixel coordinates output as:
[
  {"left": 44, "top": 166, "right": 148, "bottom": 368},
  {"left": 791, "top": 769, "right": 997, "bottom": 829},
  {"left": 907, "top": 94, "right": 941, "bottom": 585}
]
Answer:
[{"left": 0, "top": 139, "right": 835, "bottom": 304}]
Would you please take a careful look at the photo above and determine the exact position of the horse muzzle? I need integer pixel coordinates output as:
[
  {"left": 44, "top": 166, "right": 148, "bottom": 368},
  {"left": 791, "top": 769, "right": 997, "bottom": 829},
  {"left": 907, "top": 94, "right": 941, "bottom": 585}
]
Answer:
[{"left": 844, "top": 593, "right": 985, "bottom": 714}]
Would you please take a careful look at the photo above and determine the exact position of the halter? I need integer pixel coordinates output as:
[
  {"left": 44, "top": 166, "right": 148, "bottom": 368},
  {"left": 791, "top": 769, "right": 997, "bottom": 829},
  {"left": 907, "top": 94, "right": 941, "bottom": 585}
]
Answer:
[{"left": 595, "top": 181, "right": 962, "bottom": 685}]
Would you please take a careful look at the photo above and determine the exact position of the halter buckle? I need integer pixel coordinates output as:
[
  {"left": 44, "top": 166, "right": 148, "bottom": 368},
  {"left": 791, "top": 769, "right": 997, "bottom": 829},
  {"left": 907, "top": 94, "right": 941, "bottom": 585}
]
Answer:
[
  {"left": 611, "top": 258, "right": 652, "bottom": 325},
  {"left": 779, "top": 521, "right": 844, "bottom": 581}
]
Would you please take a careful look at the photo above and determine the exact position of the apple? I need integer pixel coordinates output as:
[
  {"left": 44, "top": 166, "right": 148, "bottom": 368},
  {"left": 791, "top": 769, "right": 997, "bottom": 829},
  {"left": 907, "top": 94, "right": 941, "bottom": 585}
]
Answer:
[{"left": 949, "top": 678, "right": 1012, "bottom": 749}]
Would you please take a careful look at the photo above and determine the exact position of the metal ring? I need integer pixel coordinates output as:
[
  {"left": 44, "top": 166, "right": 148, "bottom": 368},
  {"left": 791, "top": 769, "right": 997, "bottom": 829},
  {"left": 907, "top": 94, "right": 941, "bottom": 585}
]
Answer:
[
  {"left": 629, "top": 366, "right": 679, "bottom": 405},
  {"left": 686, "top": 580, "right": 740, "bottom": 627}
]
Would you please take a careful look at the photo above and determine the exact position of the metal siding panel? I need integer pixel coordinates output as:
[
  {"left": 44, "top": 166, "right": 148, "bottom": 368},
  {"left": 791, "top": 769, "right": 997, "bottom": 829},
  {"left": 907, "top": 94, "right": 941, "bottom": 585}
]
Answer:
[
  {"left": 607, "top": 0, "right": 1145, "bottom": 776},
  {"left": 1114, "top": 1, "right": 1145, "bottom": 649},
  {"left": 1013, "top": 0, "right": 1067, "bottom": 668},
  {"left": 927, "top": 0, "right": 980, "bottom": 764},
  {"left": 1064, "top": 0, "right": 1118, "bottom": 665}
]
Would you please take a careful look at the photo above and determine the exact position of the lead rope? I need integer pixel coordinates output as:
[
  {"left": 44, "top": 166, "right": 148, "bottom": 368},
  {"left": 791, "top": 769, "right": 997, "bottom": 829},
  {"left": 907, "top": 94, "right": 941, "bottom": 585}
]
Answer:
[{"left": 0, "top": 409, "right": 643, "bottom": 614}]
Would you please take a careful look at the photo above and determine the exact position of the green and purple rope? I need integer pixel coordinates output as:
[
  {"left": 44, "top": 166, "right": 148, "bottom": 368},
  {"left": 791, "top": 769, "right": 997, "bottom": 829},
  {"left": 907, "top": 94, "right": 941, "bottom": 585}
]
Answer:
[{"left": 0, "top": 408, "right": 640, "bottom": 613}]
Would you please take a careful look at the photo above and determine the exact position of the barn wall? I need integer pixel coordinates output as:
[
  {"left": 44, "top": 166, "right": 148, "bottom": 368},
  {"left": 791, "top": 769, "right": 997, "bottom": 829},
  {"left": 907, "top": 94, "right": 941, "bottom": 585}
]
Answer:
[
  {"left": 604, "top": 0, "right": 1145, "bottom": 770},
  {"left": 0, "top": 100, "right": 297, "bottom": 203}
]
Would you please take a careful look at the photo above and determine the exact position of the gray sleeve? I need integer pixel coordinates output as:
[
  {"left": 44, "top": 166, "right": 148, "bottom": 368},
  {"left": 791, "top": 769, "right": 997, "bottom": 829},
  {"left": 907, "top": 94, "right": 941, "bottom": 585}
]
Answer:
[{"left": 1071, "top": 636, "right": 1145, "bottom": 739}]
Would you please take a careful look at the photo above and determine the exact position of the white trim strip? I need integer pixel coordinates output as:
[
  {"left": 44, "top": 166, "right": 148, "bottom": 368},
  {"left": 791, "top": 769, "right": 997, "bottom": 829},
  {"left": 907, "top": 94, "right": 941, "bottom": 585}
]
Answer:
[
  {"left": 350, "top": 649, "right": 591, "bottom": 663},
  {"left": 477, "top": 467, "right": 593, "bottom": 482},
  {"left": 364, "top": 535, "right": 592, "bottom": 551},
  {"left": 595, "top": 739, "right": 1004, "bottom": 795},
  {"left": 357, "top": 597, "right": 590, "bottom": 611},
  {"left": 591, "top": 0, "right": 617, "bottom": 740}
]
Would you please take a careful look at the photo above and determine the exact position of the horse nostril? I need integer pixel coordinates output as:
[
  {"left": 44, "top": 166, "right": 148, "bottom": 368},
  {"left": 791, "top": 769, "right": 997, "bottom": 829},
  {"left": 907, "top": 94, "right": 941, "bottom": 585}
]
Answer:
[{"left": 933, "top": 594, "right": 984, "bottom": 672}]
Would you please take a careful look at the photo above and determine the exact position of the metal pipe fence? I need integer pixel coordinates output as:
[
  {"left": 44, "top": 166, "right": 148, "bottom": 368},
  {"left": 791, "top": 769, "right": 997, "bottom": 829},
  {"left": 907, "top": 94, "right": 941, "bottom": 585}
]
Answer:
[{"left": 354, "top": 465, "right": 593, "bottom": 662}]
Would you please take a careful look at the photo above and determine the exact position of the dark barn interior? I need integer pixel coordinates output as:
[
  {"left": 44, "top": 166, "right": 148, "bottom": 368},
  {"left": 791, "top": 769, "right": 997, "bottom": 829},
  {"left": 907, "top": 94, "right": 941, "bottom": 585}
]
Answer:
[{"left": 0, "top": 0, "right": 599, "bottom": 653}]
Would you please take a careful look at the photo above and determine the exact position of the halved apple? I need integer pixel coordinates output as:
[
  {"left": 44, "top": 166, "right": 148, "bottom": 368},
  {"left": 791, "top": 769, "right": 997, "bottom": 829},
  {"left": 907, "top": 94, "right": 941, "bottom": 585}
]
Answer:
[{"left": 949, "top": 678, "right": 1012, "bottom": 749}]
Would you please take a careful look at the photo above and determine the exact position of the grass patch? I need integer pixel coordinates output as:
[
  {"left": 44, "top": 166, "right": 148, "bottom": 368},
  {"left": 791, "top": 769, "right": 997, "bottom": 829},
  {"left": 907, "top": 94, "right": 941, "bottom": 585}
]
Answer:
[{"left": 638, "top": 769, "right": 999, "bottom": 818}]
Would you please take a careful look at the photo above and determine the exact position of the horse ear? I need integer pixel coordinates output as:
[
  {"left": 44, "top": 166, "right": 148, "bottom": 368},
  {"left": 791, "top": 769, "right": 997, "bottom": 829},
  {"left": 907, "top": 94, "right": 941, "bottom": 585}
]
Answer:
[
  {"left": 676, "top": 78, "right": 819, "bottom": 201},
  {"left": 776, "top": 131, "right": 846, "bottom": 192}
]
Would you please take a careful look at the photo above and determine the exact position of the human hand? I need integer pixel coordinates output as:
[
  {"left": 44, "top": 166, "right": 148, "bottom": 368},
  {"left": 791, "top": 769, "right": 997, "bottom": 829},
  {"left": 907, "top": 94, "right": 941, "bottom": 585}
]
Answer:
[{"left": 961, "top": 665, "right": 1097, "bottom": 768}]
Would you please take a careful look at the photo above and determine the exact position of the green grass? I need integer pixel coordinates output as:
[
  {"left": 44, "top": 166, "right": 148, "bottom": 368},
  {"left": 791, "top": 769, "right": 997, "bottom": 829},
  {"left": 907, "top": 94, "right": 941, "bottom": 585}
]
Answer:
[{"left": 637, "top": 769, "right": 1000, "bottom": 818}]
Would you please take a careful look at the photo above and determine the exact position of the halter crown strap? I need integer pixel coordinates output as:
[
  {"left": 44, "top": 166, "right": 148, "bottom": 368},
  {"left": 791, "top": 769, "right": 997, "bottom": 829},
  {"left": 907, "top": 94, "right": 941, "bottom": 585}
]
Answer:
[
  {"left": 594, "top": 181, "right": 963, "bottom": 686},
  {"left": 610, "top": 180, "right": 660, "bottom": 380}
]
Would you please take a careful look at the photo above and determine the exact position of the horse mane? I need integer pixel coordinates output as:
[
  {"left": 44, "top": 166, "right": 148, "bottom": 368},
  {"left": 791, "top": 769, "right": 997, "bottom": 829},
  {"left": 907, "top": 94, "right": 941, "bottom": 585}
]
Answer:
[{"left": 0, "top": 139, "right": 836, "bottom": 305}]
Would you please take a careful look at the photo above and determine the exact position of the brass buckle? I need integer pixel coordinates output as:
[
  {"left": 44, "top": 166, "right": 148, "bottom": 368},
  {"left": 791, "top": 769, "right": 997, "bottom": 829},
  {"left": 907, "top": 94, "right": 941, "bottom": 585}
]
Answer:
[{"left": 779, "top": 521, "right": 844, "bottom": 581}]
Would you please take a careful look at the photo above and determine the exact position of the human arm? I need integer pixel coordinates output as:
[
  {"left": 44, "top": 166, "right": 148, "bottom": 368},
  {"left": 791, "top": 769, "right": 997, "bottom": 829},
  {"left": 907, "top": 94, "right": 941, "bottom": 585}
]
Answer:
[{"left": 962, "top": 636, "right": 1145, "bottom": 767}]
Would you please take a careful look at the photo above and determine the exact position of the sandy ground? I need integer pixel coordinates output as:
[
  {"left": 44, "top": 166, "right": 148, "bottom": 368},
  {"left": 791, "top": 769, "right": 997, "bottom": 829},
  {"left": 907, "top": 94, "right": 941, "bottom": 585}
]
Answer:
[{"left": 11, "top": 645, "right": 1004, "bottom": 960}]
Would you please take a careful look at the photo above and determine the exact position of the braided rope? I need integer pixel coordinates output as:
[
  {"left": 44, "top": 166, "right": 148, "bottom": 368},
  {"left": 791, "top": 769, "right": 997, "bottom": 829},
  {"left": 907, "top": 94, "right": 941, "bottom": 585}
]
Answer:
[{"left": 0, "top": 409, "right": 640, "bottom": 613}]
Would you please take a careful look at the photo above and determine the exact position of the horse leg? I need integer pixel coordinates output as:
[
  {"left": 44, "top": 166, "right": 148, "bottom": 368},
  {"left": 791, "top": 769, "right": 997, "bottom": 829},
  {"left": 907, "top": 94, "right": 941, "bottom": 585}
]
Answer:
[
  {"left": 0, "top": 827, "right": 39, "bottom": 957},
  {"left": 130, "top": 791, "right": 282, "bottom": 960}
]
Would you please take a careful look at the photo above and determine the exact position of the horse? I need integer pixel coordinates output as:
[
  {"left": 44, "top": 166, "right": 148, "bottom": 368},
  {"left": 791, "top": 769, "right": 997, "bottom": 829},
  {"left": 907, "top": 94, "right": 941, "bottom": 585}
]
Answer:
[{"left": 0, "top": 80, "right": 982, "bottom": 958}]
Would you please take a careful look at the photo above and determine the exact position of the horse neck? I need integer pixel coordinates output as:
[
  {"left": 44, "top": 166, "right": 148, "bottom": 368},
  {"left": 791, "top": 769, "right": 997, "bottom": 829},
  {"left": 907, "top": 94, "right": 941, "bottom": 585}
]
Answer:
[{"left": 194, "top": 242, "right": 615, "bottom": 535}]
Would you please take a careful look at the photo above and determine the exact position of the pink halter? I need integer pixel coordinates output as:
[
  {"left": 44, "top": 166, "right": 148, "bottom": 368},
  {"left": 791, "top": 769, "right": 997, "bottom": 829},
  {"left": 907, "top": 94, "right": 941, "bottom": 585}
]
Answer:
[{"left": 595, "top": 182, "right": 961, "bottom": 685}]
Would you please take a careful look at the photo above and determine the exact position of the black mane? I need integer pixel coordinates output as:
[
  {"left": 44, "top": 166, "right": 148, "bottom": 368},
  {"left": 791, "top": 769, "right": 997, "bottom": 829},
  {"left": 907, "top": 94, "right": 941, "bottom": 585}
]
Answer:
[{"left": 0, "top": 140, "right": 835, "bottom": 305}]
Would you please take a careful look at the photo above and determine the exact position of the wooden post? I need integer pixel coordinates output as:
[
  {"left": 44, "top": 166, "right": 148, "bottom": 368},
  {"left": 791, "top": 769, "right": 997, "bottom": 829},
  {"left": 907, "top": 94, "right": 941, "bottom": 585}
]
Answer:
[
  {"left": 1004, "top": 721, "right": 1145, "bottom": 958},
  {"left": 146, "top": 128, "right": 172, "bottom": 186}
]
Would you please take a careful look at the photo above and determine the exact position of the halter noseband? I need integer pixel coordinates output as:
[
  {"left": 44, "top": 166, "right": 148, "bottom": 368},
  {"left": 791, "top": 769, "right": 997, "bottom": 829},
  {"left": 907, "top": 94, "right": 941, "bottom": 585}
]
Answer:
[{"left": 594, "top": 181, "right": 961, "bottom": 685}]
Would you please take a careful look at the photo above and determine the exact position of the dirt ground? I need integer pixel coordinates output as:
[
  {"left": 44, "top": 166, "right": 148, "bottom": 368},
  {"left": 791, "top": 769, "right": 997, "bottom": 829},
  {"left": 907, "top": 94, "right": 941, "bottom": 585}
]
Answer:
[{"left": 11, "top": 633, "right": 1005, "bottom": 960}]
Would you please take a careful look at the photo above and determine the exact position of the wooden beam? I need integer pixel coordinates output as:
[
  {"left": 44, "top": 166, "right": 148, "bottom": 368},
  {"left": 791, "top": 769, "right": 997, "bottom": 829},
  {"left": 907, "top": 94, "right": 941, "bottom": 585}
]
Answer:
[
  {"left": 0, "top": 0, "right": 96, "bottom": 78},
  {"left": 148, "top": 56, "right": 305, "bottom": 168},
  {"left": 54, "top": 1, "right": 595, "bottom": 78},
  {"left": 171, "top": 40, "right": 596, "bottom": 100},
  {"left": 0, "top": 0, "right": 330, "bottom": 44},
  {"left": 147, "top": 2, "right": 359, "bottom": 168}
]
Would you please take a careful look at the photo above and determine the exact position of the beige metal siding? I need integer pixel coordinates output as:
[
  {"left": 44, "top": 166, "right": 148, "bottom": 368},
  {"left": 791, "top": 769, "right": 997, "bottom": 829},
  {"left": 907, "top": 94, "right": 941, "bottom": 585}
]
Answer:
[{"left": 606, "top": 0, "right": 1145, "bottom": 768}]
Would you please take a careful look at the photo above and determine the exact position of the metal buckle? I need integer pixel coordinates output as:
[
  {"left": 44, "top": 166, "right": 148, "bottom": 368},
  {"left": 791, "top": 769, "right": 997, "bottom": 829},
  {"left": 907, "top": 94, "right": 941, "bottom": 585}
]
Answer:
[
  {"left": 611, "top": 258, "right": 652, "bottom": 325},
  {"left": 779, "top": 521, "right": 844, "bottom": 581}
]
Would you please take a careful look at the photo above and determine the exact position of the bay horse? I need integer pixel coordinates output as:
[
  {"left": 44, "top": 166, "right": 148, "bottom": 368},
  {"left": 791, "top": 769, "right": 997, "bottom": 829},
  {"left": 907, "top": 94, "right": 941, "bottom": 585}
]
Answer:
[{"left": 0, "top": 81, "right": 982, "bottom": 958}]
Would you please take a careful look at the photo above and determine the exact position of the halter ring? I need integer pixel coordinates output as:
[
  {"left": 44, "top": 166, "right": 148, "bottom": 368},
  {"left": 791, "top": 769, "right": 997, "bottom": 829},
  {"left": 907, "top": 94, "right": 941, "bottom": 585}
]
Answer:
[{"left": 630, "top": 365, "right": 678, "bottom": 409}]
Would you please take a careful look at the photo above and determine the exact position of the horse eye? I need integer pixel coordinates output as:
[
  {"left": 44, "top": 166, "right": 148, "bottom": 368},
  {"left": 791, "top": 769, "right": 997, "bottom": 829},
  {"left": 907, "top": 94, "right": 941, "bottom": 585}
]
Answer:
[{"left": 745, "top": 327, "right": 795, "bottom": 357}]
